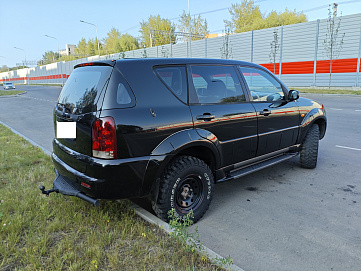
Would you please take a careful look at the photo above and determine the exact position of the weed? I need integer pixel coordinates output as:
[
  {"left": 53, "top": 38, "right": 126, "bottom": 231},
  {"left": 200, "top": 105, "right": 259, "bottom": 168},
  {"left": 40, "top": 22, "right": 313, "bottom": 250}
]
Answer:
[
  {"left": 168, "top": 209, "right": 202, "bottom": 252},
  {"left": 168, "top": 209, "right": 233, "bottom": 270}
]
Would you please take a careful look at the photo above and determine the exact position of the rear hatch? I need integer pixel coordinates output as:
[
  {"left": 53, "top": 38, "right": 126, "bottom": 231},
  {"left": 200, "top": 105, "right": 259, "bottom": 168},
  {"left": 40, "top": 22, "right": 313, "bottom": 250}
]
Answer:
[{"left": 54, "top": 62, "right": 114, "bottom": 157}]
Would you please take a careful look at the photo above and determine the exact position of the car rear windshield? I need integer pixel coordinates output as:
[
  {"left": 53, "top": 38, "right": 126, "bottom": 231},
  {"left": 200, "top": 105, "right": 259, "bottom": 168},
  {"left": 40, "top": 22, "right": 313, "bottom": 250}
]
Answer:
[{"left": 57, "top": 65, "right": 113, "bottom": 114}]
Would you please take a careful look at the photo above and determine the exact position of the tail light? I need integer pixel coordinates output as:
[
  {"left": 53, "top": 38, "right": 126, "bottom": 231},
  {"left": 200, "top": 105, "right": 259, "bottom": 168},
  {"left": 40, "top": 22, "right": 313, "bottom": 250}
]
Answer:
[{"left": 92, "top": 117, "right": 117, "bottom": 159}]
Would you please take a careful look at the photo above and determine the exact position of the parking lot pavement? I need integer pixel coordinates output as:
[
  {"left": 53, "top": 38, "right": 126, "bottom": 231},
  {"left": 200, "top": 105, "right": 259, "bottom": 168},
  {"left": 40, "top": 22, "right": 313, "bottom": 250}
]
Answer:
[{"left": 1, "top": 88, "right": 360, "bottom": 270}]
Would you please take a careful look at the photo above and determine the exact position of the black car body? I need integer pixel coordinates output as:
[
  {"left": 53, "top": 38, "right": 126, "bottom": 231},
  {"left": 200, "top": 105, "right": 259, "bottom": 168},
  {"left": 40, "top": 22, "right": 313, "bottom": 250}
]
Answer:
[{"left": 46, "top": 58, "right": 326, "bottom": 222}]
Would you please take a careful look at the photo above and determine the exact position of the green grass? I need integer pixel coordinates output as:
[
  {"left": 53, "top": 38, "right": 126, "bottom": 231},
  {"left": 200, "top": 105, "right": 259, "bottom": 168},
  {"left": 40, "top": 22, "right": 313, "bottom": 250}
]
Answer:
[
  {"left": 295, "top": 88, "right": 361, "bottom": 95},
  {"left": 28, "top": 83, "right": 63, "bottom": 87},
  {"left": 0, "top": 90, "right": 25, "bottom": 96},
  {"left": 0, "top": 124, "right": 222, "bottom": 271}
]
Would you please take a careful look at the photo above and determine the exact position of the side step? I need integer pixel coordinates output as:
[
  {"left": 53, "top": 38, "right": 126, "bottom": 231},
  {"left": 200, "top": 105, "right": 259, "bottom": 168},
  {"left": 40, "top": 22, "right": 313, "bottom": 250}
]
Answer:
[
  {"left": 39, "top": 172, "right": 100, "bottom": 207},
  {"left": 219, "top": 153, "right": 298, "bottom": 182}
]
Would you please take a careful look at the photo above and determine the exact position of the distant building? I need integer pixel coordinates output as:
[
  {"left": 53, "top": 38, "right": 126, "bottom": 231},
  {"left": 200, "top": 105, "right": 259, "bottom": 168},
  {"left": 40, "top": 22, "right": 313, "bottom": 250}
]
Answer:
[
  {"left": 205, "top": 33, "right": 226, "bottom": 39},
  {"left": 59, "top": 44, "right": 76, "bottom": 56}
]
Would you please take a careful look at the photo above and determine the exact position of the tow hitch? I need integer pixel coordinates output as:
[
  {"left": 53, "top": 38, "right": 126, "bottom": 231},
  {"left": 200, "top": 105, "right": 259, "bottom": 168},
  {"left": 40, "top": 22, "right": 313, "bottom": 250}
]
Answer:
[{"left": 39, "top": 172, "right": 100, "bottom": 207}]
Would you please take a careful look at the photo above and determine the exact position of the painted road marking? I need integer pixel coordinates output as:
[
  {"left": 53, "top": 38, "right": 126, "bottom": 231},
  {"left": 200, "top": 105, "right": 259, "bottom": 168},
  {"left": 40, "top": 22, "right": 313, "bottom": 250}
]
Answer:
[
  {"left": 329, "top": 108, "right": 343, "bottom": 111},
  {"left": 336, "top": 145, "right": 361, "bottom": 151},
  {"left": 356, "top": 110, "right": 361, "bottom": 112}
]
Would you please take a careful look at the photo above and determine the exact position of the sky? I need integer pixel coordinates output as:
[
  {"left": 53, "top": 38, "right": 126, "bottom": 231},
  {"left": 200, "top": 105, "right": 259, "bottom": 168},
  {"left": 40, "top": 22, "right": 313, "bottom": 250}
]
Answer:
[{"left": 1, "top": 0, "right": 361, "bottom": 68}]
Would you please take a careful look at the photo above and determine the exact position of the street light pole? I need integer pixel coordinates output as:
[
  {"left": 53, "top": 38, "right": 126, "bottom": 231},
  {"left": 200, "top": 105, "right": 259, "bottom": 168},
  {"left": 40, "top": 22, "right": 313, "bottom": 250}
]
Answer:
[
  {"left": 45, "top": 34, "right": 64, "bottom": 86},
  {"left": 45, "top": 35, "right": 60, "bottom": 62},
  {"left": 14, "top": 46, "right": 29, "bottom": 85},
  {"left": 80, "top": 20, "right": 100, "bottom": 57},
  {"left": 14, "top": 47, "right": 26, "bottom": 68}
]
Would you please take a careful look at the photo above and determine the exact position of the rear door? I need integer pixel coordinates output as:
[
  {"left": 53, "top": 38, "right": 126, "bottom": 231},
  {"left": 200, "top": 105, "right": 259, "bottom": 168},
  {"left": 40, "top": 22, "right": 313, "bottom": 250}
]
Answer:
[
  {"left": 238, "top": 66, "right": 300, "bottom": 156},
  {"left": 188, "top": 65, "right": 258, "bottom": 167},
  {"left": 54, "top": 64, "right": 114, "bottom": 156}
]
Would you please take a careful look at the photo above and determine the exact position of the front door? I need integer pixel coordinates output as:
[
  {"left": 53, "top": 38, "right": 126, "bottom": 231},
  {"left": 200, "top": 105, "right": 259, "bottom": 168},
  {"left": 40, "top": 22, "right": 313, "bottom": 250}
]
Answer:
[
  {"left": 188, "top": 65, "right": 258, "bottom": 167},
  {"left": 238, "top": 66, "right": 300, "bottom": 156}
]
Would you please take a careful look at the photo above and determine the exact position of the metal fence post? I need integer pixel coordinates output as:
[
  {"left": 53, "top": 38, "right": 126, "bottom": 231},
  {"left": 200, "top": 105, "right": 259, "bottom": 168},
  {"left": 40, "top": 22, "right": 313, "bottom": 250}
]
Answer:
[
  {"left": 251, "top": 30, "right": 254, "bottom": 63},
  {"left": 356, "top": 20, "right": 361, "bottom": 87},
  {"left": 278, "top": 26, "right": 284, "bottom": 79},
  {"left": 313, "top": 19, "right": 320, "bottom": 86},
  {"left": 205, "top": 38, "right": 207, "bottom": 58}
]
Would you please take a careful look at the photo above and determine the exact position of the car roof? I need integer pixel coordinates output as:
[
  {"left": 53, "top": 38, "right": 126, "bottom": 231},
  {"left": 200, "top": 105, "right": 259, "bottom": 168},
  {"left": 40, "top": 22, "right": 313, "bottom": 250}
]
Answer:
[
  {"left": 75, "top": 58, "right": 267, "bottom": 72},
  {"left": 114, "top": 58, "right": 260, "bottom": 67}
]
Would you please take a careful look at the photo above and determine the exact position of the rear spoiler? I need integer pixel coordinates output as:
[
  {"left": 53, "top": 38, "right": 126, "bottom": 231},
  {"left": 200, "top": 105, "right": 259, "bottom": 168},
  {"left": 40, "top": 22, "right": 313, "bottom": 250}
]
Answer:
[{"left": 74, "top": 60, "right": 116, "bottom": 69}]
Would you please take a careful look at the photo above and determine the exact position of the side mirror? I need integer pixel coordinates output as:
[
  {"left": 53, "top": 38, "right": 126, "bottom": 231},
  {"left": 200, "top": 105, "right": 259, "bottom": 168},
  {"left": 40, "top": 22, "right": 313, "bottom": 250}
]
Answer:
[{"left": 288, "top": 90, "right": 299, "bottom": 101}]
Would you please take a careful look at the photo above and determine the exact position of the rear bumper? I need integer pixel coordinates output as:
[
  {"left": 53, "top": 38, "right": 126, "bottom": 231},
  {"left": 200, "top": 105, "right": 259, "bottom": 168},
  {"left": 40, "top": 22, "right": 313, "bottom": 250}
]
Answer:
[{"left": 52, "top": 142, "right": 152, "bottom": 199}]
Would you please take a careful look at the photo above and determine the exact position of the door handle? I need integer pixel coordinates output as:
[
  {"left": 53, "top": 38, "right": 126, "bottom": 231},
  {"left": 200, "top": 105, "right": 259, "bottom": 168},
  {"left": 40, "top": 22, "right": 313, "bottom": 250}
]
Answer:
[
  {"left": 260, "top": 109, "right": 271, "bottom": 116},
  {"left": 197, "top": 114, "right": 215, "bottom": 121}
]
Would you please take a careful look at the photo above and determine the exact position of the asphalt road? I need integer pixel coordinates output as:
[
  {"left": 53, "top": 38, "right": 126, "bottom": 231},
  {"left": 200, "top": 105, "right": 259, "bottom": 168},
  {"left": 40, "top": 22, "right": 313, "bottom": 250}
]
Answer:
[{"left": 1, "top": 86, "right": 360, "bottom": 270}]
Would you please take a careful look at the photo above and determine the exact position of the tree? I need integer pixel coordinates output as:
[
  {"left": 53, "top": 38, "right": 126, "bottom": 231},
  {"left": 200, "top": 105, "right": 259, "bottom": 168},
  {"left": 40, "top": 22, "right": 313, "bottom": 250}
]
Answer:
[
  {"left": 140, "top": 15, "right": 176, "bottom": 47},
  {"left": 142, "top": 46, "right": 148, "bottom": 58},
  {"left": 87, "top": 39, "right": 96, "bottom": 56},
  {"left": 118, "top": 34, "right": 139, "bottom": 52},
  {"left": 0, "top": 65, "right": 9, "bottom": 72},
  {"left": 103, "top": 28, "right": 122, "bottom": 54},
  {"left": 323, "top": 5, "right": 345, "bottom": 89},
  {"left": 220, "top": 28, "right": 233, "bottom": 59},
  {"left": 225, "top": 1, "right": 307, "bottom": 33},
  {"left": 263, "top": 9, "right": 307, "bottom": 28},
  {"left": 178, "top": 11, "right": 208, "bottom": 41},
  {"left": 269, "top": 29, "right": 280, "bottom": 74},
  {"left": 103, "top": 28, "right": 139, "bottom": 55},
  {"left": 37, "top": 51, "right": 60, "bottom": 65},
  {"left": 225, "top": 0, "right": 263, "bottom": 33},
  {"left": 75, "top": 38, "right": 88, "bottom": 57}
]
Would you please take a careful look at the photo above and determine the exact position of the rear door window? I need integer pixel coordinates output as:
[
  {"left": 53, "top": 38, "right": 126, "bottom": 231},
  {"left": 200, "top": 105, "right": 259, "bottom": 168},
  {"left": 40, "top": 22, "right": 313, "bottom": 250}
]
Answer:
[
  {"left": 58, "top": 65, "right": 113, "bottom": 114},
  {"left": 190, "top": 65, "right": 246, "bottom": 104}
]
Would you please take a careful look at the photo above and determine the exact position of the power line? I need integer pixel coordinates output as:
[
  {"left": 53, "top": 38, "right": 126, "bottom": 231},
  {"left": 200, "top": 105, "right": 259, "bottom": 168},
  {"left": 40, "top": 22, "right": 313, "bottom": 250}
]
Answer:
[
  {"left": 302, "top": 0, "right": 361, "bottom": 13},
  {"left": 121, "top": 0, "right": 361, "bottom": 34}
]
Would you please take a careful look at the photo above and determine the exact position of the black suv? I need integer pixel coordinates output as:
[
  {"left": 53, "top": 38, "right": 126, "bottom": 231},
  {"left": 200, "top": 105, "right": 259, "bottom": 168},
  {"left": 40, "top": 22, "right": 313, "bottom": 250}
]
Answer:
[{"left": 41, "top": 58, "right": 326, "bottom": 223}]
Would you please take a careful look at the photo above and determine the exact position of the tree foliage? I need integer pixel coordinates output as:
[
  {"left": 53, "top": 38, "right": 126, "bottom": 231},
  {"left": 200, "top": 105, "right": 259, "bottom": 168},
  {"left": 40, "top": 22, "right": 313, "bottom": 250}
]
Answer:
[
  {"left": 37, "top": 51, "right": 60, "bottom": 66},
  {"left": 0, "top": 65, "right": 9, "bottom": 72},
  {"left": 75, "top": 38, "right": 89, "bottom": 57},
  {"left": 226, "top": 0, "right": 307, "bottom": 33},
  {"left": 178, "top": 11, "right": 209, "bottom": 41},
  {"left": 103, "top": 28, "right": 139, "bottom": 55},
  {"left": 323, "top": 5, "right": 345, "bottom": 89},
  {"left": 140, "top": 15, "right": 176, "bottom": 47},
  {"left": 269, "top": 29, "right": 280, "bottom": 74}
]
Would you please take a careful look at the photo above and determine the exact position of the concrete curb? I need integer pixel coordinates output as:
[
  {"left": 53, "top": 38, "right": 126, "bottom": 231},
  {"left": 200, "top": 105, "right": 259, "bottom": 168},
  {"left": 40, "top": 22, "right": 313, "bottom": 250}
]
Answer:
[
  {"left": 0, "top": 121, "right": 245, "bottom": 271},
  {"left": 0, "top": 119, "right": 51, "bottom": 156},
  {"left": 129, "top": 201, "right": 245, "bottom": 271}
]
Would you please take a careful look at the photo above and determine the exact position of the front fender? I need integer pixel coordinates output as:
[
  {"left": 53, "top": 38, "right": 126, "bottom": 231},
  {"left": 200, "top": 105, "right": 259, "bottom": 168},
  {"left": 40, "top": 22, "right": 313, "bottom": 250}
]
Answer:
[
  {"left": 141, "top": 128, "right": 221, "bottom": 198},
  {"left": 299, "top": 107, "right": 327, "bottom": 142}
]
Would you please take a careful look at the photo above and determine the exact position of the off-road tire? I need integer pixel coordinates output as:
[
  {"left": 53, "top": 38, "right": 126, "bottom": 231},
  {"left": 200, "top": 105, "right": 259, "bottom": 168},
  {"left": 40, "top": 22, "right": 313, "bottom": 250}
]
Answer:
[
  {"left": 152, "top": 156, "right": 214, "bottom": 223},
  {"left": 300, "top": 124, "right": 319, "bottom": 169}
]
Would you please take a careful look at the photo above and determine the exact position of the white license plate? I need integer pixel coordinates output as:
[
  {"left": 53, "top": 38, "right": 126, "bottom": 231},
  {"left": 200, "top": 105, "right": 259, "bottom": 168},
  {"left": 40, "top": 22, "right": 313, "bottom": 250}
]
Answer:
[{"left": 57, "top": 122, "right": 76, "bottom": 139}]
